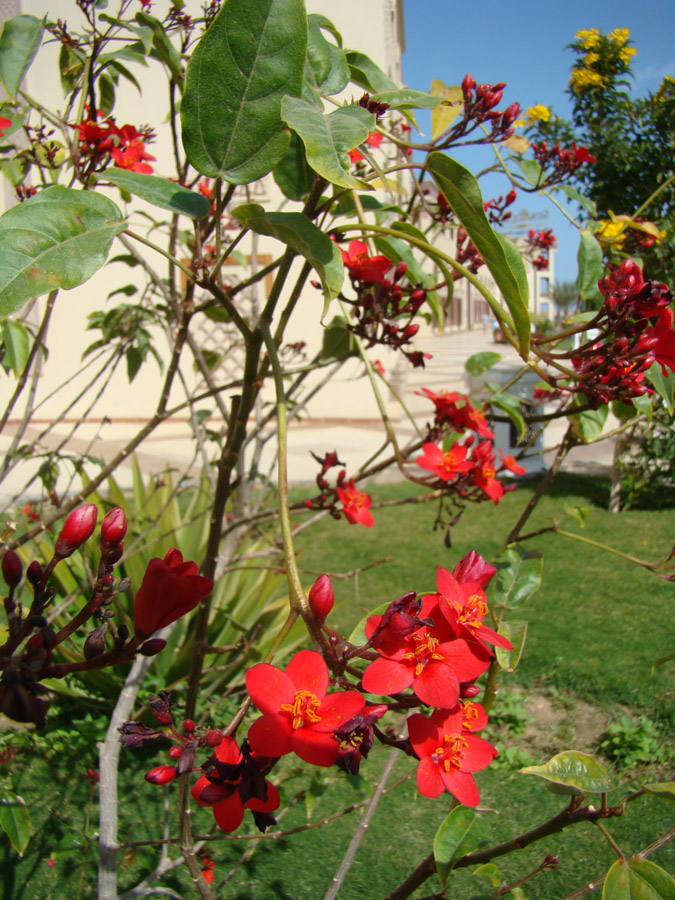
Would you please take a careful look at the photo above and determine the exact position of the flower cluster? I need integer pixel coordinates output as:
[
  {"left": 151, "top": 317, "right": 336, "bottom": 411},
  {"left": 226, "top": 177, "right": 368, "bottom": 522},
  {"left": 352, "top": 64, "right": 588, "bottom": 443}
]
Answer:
[
  {"left": 303, "top": 452, "right": 374, "bottom": 527},
  {"left": 484, "top": 189, "right": 517, "bottom": 226},
  {"left": 74, "top": 116, "right": 156, "bottom": 174},
  {"left": 570, "top": 27, "right": 636, "bottom": 94},
  {"left": 414, "top": 388, "right": 525, "bottom": 505},
  {"left": 338, "top": 241, "right": 433, "bottom": 367},
  {"left": 526, "top": 228, "right": 556, "bottom": 271},
  {"left": 455, "top": 226, "right": 484, "bottom": 274},
  {"left": 530, "top": 140, "right": 596, "bottom": 188}
]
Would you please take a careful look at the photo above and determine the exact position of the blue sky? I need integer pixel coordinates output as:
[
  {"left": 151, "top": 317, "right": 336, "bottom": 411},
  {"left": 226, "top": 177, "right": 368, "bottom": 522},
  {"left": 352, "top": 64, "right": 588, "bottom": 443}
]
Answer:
[{"left": 401, "top": 0, "right": 675, "bottom": 284}]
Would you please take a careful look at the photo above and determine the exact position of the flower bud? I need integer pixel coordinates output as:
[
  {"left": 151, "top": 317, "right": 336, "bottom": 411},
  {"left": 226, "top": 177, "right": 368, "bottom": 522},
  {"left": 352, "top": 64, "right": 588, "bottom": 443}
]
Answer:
[
  {"left": 26, "top": 561, "right": 43, "bottom": 585},
  {"left": 144, "top": 765, "right": 177, "bottom": 785},
  {"left": 183, "top": 718, "right": 195, "bottom": 733},
  {"left": 55, "top": 505, "right": 98, "bottom": 559},
  {"left": 140, "top": 638, "right": 166, "bottom": 656},
  {"left": 107, "top": 543, "right": 124, "bottom": 565},
  {"left": 101, "top": 507, "right": 127, "bottom": 548},
  {"left": 2, "top": 551, "right": 22, "bottom": 588},
  {"left": 84, "top": 625, "right": 107, "bottom": 660},
  {"left": 168, "top": 745, "right": 183, "bottom": 759},
  {"left": 394, "top": 261, "right": 407, "bottom": 282},
  {"left": 205, "top": 729, "right": 224, "bottom": 747},
  {"left": 41, "top": 626, "right": 57, "bottom": 650},
  {"left": 461, "top": 73, "right": 476, "bottom": 98},
  {"left": 460, "top": 683, "right": 481, "bottom": 699},
  {"left": 308, "top": 574, "right": 334, "bottom": 623},
  {"left": 501, "top": 102, "right": 520, "bottom": 127}
]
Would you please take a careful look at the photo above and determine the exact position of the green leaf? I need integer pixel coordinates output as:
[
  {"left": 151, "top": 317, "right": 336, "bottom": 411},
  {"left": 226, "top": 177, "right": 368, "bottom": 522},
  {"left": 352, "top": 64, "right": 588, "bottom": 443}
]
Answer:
[
  {"left": 97, "top": 71, "right": 116, "bottom": 117},
  {"left": 427, "top": 152, "right": 530, "bottom": 355},
  {"left": 321, "top": 315, "right": 356, "bottom": 360},
  {"left": 232, "top": 203, "right": 343, "bottom": 306},
  {"left": 472, "top": 862, "right": 502, "bottom": 888},
  {"left": 466, "top": 351, "right": 501, "bottom": 376},
  {"left": 515, "top": 158, "right": 544, "bottom": 187},
  {"left": 2, "top": 318, "right": 29, "bottom": 375},
  {"left": 181, "top": 0, "right": 307, "bottom": 184},
  {"left": 305, "top": 15, "right": 349, "bottom": 96},
  {"left": 490, "top": 392, "right": 526, "bottom": 442},
  {"left": 281, "top": 97, "right": 373, "bottom": 190},
  {"left": 495, "top": 619, "right": 528, "bottom": 672},
  {"left": 370, "top": 88, "right": 443, "bottom": 110},
  {"left": 642, "top": 782, "right": 675, "bottom": 802},
  {"left": 645, "top": 363, "right": 675, "bottom": 415},
  {"left": 563, "top": 501, "right": 589, "bottom": 529},
  {"left": 556, "top": 183, "right": 598, "bottom": 217},
  {"left": 433, "top": 807, "right": 491, "bottom": 886},
  {"left": 576, "top": 230, "right": 603, "bottom": 301},
  {"left": 652, "top": 651, "right": 675, "bottom": 675},
  {"left": 135, "top": 12, "right": 183, "bottom": 85},
  {"left": 569, "top": 398, "right": 609, "bottom": 443},
  {"left": 521, "top": 751, "right": 612, "bottom": 795},
  {"left": 603, "top": 856, "right": 675, "bottom": 900},
  {"left": 345, "top": 50, "right": 398, "bottom": 93},
  {"left": 94, "top": 169, "right": 211, "bottom": 219},
  {"left": 492, "top": 545, "right": 543, "bottom": 610},
  {"left": 0, "top": 15, "right": 44, "bottom": 99},
  {"left": 429, "top": 79, "right": 463, "bottom": 140},
  {"left": 0, "top": 186, "right": 125, "bottom": 318},
  {"left": 0, "top": 789, "right": 31, "bottom": 855},
  {"left": 273, "top": 131, "right": 315, "bottom": 201}
]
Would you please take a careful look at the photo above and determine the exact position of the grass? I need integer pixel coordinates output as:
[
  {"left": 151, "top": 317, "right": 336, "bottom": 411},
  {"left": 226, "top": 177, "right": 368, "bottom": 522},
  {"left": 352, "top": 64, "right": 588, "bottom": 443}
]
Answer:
[{"left": 2, "top": 473, "right": 673, "bottom": 899}]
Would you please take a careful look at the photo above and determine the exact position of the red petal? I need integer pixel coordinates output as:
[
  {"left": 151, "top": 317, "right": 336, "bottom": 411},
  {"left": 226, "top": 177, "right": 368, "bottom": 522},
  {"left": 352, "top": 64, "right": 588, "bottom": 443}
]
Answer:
[
  {"left": 246, "top": 780, "right": 280, "bottom": 813},
  {"left": 440, "top": 769, "right": 480, "bottom": 807},
  {"left": 362, "top": 657, "right": 413, "bottom": 696},
  {"left": 290, "top": 728, "right": 338, "bottom": 767},
  {"left": 413, "top": 662, "right": 459, "bottom": 708},
  {"left": 461, "top": 733, "right": 498, "bottom": 772},
  {"left": 440, "top": 639, "right": 492, "bottom": 681},
  {"left": 214, "top": 736, "right": 242, "bottom": 765},
  {"left": 314, "top": 690, "right": 365, "bottom": 732},
  {"left": 246, "top": 664, "right": 295, "bottom": 713},
  {"left": 416, "top": 756, "right": 445, "bottom": 798},
  {"left": 476, "top": 623, "right": 513, "bottom": 650},
  {"left": 212, "top": 794, "right": 245, "bottom": 832},
  {"left": 285, "top": 650, "right": 329, "bottom": 699},
  {"left": 436, "top": 566, "right": 463, "bottom": 605},
  {"left": 408, "top": 713, "right": 439, "bottom": 758},
  {"left": 247, "top": 714, "right": 292, "bottom": 757}
]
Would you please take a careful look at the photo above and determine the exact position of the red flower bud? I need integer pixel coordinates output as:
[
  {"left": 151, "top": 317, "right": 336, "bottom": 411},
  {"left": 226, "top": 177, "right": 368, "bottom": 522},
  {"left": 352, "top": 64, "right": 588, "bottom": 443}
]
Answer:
[
  {"left": 133, "top": 549, "right": 214, "bottom": 638},
  {"left": 460, "top": 683, "right": 481, "bottom": 698},
  {"left": 308, "top": 574, "right": 334, "bottom": 623},
  {"left": 144, "top": 765, "right": 177, "bottom": 785},
  {"left": 55, "top": 504, "right": 98, "bottom": 558},
  {"left": 84, "top": 625, "right": 107, "bottom": 660},
  {"left": 140, "top": 638, "right": 167, "bottom": 656},
  {"left": 394, "top": 261, "right": 408, "bottom": 281},
  {"left": 461, "top": 73, "right": 476, "bottom": 97},
  {"left": 101, "top": 507, "right": 127, "bottom": 548},
  {"left": 1, "top": 551, "right": 22, "bottom": 588},
  {"left": 26, "top": 560, "right": 43, "bottom": 585},
  {"left": 168, "top": 746, "right": 183, "bottom": 759},
  {"left": 205, "top": 729, "right": 224, "bottom": 747},
  {"left": 183, "top": 719, "right": 195, "bottom": 733}
]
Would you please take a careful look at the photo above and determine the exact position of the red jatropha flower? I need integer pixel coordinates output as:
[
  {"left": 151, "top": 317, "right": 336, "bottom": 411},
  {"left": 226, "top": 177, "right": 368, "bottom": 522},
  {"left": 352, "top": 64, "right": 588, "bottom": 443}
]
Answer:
[
  {"left": 55, "top": 504, "right": 98, "bottom": 558},
  {"left": 645, "top": 307, "right": 675, "bottom": 376},
  {"left": 471, "top": 441, "right": 504, "bottom": 504},
  {"left": 0, "top": 116, "right": 12, "bottom": 137},
  {"left": 111, "top": 137, "right": 155, "bottom": 173},
  {"left": 246, "top": 650, "right": 365, "bottom": 767},
  {"left": 335, "top": 704, "right": 388, "bottom": 774},
  {"left": 452, "top": 549, "right": 497, "bottom": 589},
  {"left": 430, "top": 565, "right": 512, "bottom": 652},
  {"left": 336, "top": 477, "right": 374, "bottom": 527},
  {"left": 192, "top": 737, "right": 280, "bottom": 833},
  {"left": 498, "top": 449, "right": 526, "bottom": 475},
  {"left": 572, "top": 143, "right": 596, "bottom": 164},
  {"left": 134, "top": 549, "right": 214, "bottom": 637},
  {"left": 349, "top": 130, "right": 383, "bottom": 162},
  {"left": 408, "top": 705, "right": 497, "bottom": 806},
  {"left": 416, "top": 441, "right": 474, "bottom": 482},
  {"left": 361, "top": 594, "right": 492, "bottom": 708},
  {"left": 340, "top": 240, "right": 392, "bottom": 284}
]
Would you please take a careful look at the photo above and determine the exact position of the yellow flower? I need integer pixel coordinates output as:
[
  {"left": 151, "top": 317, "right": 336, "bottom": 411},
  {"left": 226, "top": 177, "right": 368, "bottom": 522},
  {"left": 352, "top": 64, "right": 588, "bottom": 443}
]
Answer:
[
  {"left": 618, "top": 46, "right": 637, "bottom": 64},
  {"left": 575, "top": 28, "right": 601, "bottom": 49},
  {"left": 526, "top": 104, "right": 551, "bottom": 125},
  {"left": 569, "top": 68, "right": 606, "bottom": 92},
  {"left": 597, "top": 220, "right": 626, "bottom": 247},
  {"left": 654, "top": 76, "right": 675, "bottom": 103},
  {"left": 584, "top": 51, "right": 599, "bottom": 66},
  {"left": 609, "top": 27, "right": 630, "bottom": 45}
]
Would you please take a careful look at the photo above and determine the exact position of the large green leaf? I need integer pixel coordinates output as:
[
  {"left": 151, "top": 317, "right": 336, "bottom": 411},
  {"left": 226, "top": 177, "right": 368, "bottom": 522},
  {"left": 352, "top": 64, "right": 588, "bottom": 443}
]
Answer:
[
  {"left": 492, "top": 545, "right": 543, "bottom": 610},
  {"left": 135, "top": 12, "right": 184, "bottom": 86},
  {"left": 305, "top": 14, "right": 349, "bottom": 96},
  {"left": 433, "top": 807, "right": 491, "bottom": 886},
  {"left": 576, "top": 229, "right": 603, "bottom": 301},
  {"left": 603, "top": 856, "right": 675, "bottom": 900},
  {"left": 345, "top": 50, "right": 398, "bottom": 93},
  {"left": 232, "top": 203, "right": 343, "bottom": 305},
  {"left": 181, "top": 0, "right": 307, "bottom": 184},
  {"left": 273, "top": 132, "right": 315, "bottom": 201},
  {"left": 427, "top": 152, "right": 530, "bottom": 355},
  {"left": 94, "top": 169, "right": 211, "bottom": 219},
  {"left": 569, "top": 397, "right": 609, "bottom": 443},
  {"left": 281, "top": 97, "right": 373, "bottom": 190},
  {"left": 0, "top": 789, "right": 31, "bottom": 855},
  {"left": 0, "top": 186, "right": 125, "bottom": 319},
  {"left": 495, "top": 619, "right": 528, "bottom": 672},
  {"left": 321, "top": 315, "right": 357, "bottom": 360},
  {"left": 0, "top": 15, "right": 44, "bottom": 99},
  {"left": 521, "top": 750, "right": 612, "bottom": 795}
]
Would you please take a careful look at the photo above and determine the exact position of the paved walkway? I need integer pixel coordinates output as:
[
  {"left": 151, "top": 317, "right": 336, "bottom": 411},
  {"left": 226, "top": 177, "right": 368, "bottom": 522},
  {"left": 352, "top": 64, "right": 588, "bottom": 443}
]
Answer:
[{"left": 0, "top": 328, "right": 614, "bottom": 503}]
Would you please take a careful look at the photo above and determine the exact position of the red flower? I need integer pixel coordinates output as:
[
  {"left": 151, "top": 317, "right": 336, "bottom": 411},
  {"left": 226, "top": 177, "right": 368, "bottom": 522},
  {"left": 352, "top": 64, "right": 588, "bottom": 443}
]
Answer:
[
  {"left": 498, "top": 449, "right": 526, "bottom": 475},
  {"left": 471, "top": 441, "right": 504, "bottom": 504},
  {"left": 408, "top": 706, "right": 497, "bottom": 806},
  {"left": 572, "top": 143, "right": 596, "bottom": 164},
  {"left": 416, "top": 441, "right": 474, "bottom": 482},
  {"left": 0, "top": 116, "right": 12, "bottom": 137},
  {"left": 645, "top": 307, "right": 675, "bottom": 376},
  {"left": 452, "top": 550, "right": 497, "bottom": 589},
  {"left": 336, "top": 478, "right": 374, "bottom": 527},
  {"left": 134, "top": 549, "right": 213, "bottom": 637},
  {"left": 111, "top": 138, "right": 155, "bottom": 173},
  {"left": 246, "top": 650, "right": 365, "bottom": 767},
  {"left": 340, "top": 240, "right": 392, "bottom": 284},
  {"left": 349, "top": 131, "right": 383, "bottom": 162},
  {"left": 361, "top": 594, "right": 492, "bottom": 708},
  {"left": 431, "top": 565, "right": 512, "bottom": 651}
]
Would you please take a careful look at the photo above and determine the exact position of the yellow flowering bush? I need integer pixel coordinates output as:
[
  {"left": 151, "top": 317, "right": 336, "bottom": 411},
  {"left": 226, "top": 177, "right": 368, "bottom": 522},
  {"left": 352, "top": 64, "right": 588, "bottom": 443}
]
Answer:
[
  {"left": 569, "top": 68, "right": 605, "bottom": 92},
  {"left": 525, "top": 104, "right": 551, "bottom": 125}
]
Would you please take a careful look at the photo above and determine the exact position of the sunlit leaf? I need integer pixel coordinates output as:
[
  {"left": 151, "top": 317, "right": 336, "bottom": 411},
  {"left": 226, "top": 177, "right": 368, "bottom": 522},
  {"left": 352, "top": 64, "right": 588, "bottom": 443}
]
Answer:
[
  {"left": 521, "top": 750, "right": 612, "bottom": 795},
  {"left": 642, "top": 782, "right": 675, "bottom": 802},
  {"left": 576, "top": 229, "right": 603, "bottom": 301},
  {"left": 492, "top": 545, "right": 543, "bottom": 610},
  {"left": 433, "top": 807, "right": 491, "bottom": 886},
  {"left": 490, "top": 391, "right": 526, "bottom": 442},
  {"left": 430, "top": 79, "right": 463, "bottom": 140},
  {"left": 495, "top": 620, "right": 528, "bottom": 672},
  {"left": 569, "top": 397, "right": 609, "bottom": 443},
  {"left": 304, "top": 14, "right": 349, "bottom": 96},
  {"left": 603, "top": 856, "right": 675, "bottom": 900}
]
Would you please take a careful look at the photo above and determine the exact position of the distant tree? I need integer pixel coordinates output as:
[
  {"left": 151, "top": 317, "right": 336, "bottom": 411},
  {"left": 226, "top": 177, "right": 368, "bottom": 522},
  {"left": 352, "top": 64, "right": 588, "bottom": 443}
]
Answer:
[
  {"left": 551, "top": 280, "right": 579, "bottom": 313},
  {"left": 528, "top": 28, "right": 675, "bottom": 283}
]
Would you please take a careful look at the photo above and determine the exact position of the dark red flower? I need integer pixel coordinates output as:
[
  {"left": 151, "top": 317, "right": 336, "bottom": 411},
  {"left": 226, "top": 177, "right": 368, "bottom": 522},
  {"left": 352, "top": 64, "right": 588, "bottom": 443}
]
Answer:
[
  {"left": 246, "top": 650, "right": 365, "bottom": 767},
  {"left": 408, "top": 706, "right": 497, "bottom": 806},
  {"left": 340, "top": 240, "right": 392, "bottom": 284},
  {"left": 134, "top": 549, "right": 213, "bottom": 637}
]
